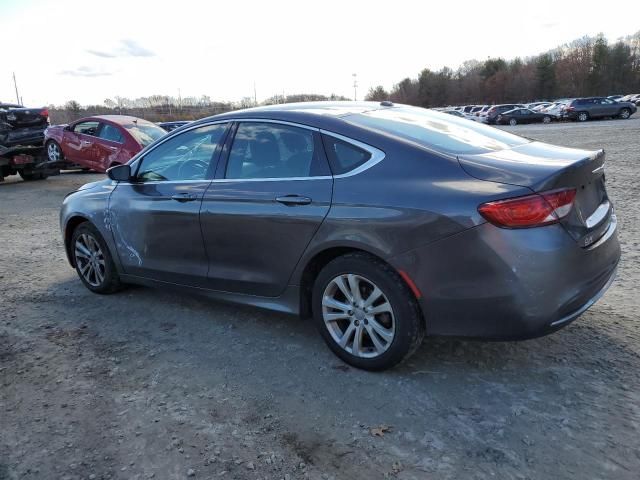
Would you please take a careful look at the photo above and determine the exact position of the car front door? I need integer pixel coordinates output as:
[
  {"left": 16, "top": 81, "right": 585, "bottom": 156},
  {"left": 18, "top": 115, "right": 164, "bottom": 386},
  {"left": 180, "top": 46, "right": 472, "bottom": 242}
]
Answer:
[
  {"left": 95, "top": 122, "right": 125, "bottom": 171},
  {"left": 200, "top": 121, "right": 333, "bottom": 297},
  {"left": 62, "top": 120, "right": 99, "bottom": 167},
  {"left": 108, "top": 122, "right": 230, "bottom": 286},
  {"left": 599, "top": 98, "right": 618, "bottom": 116}
]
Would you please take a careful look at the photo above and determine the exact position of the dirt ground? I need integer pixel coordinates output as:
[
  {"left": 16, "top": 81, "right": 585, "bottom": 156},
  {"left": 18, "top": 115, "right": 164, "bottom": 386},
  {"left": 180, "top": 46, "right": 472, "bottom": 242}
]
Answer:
[{"left": 1, "top": 117, "right": 639, "bottom": 480}]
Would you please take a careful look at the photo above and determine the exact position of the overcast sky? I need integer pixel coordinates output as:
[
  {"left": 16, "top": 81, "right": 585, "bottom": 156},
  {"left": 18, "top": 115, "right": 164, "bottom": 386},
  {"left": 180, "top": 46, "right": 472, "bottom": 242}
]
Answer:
[{"left": 2, "top": 0, "right": 639, "bottom": 106}]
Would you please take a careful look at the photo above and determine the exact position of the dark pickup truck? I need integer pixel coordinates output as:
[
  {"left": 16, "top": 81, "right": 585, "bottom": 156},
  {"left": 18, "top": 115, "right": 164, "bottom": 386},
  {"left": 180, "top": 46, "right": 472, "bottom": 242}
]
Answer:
[{"left": 0, "top": 103, "right": 59, "bottom": 181}]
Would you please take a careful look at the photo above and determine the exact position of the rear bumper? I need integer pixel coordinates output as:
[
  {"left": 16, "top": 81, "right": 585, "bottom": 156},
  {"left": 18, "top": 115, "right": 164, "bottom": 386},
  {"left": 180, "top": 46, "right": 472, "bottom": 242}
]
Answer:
[{"left": 390, "top": 216, "right": 620, "bottom": 340}]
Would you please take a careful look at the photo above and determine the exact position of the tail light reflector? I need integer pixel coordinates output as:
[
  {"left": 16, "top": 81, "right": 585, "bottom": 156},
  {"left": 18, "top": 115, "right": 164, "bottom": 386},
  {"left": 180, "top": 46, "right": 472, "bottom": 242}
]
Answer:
[
  {"left": 40, "top": 108, "right": 49, "bottom": 117},
  {"left": 478, "top": 188, "right": 576, "bottom": 228}
]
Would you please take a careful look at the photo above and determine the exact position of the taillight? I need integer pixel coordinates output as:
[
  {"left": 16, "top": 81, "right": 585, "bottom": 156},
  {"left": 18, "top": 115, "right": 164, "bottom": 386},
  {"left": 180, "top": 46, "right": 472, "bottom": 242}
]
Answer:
[
  {"left": 40, "top": 108, "right": 49, "bottom": 117},
  {"left": 478, "top": 188, "right": 576, "bottom": 228}
]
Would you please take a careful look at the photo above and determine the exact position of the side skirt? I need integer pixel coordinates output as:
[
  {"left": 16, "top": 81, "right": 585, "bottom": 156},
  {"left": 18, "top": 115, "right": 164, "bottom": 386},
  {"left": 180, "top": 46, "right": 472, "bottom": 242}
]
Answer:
[{"left": 119, "top": 274, "right": 301, "bottom": 316}]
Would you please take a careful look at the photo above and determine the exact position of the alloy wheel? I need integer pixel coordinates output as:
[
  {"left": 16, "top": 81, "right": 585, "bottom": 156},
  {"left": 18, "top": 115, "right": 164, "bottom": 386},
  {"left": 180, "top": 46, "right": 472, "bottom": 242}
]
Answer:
[
  {"left": 322, "top": 274, "right": 395, "bottom": 358},
  {"left": 47, "top": 142, "right": 60, "bottom": 161},
  {"left": 620, "top": 109, "right": 630, "bottom": 119},
  {"left": 509, "top": 118, "right": 517, "bottom": 126},
  {"left": 74, "top": 233, "right": 106, "bottom": 287}
]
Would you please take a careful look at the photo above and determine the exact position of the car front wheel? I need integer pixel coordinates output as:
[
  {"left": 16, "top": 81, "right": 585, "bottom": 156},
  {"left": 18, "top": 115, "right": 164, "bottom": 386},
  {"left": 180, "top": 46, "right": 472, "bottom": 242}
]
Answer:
[
  {"left": 46, "top": 140, "right": 64, "bottom": 162},
  {"left": 543, "top": 115, "right": 551, "bottom": 124},
  {"left": 577, "top": 112, "right": 589, "bottom": 122},
  {"left": 312, "top": 253, "right": 425, "bottom": 371},
  {"left": 509, "top": 118, "right": 517, "bottom": 126},
  {"left": 71, "top": 223, "right": 122, "bottom": 294},
  {"left": 619, "top": 108, "right": 631, "bottom": 119}
]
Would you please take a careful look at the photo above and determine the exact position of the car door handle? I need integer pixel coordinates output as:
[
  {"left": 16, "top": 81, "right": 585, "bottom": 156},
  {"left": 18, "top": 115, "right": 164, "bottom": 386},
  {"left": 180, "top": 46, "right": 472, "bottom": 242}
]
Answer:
[
  {"left": 275, "top": 195, "right": 312, "bottom": 206},
  {"left": 171, "top": 193, "right": 198, "bottom": 202}
]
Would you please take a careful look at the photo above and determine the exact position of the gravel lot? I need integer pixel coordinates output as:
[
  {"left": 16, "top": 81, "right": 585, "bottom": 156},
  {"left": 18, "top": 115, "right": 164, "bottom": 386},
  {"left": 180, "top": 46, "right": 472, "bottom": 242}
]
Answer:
[{"left": 1, "top": 117, "right": 639, "bottom": 480}]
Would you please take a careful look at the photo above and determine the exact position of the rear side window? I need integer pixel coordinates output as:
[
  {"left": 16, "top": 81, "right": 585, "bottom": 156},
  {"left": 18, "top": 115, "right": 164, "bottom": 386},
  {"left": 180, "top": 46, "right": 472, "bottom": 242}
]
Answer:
[
  {"left": 345, "top": 106, "right": 530, "bottom": 156},
  {"left": 98, "top": 124, "right": 123, "bottom": 143},
  {"left": 225, "top": 122, "right": 329, "bottom": 179},
  {"left": 322, "top": 136, "right": 371, "bottom": 175}
]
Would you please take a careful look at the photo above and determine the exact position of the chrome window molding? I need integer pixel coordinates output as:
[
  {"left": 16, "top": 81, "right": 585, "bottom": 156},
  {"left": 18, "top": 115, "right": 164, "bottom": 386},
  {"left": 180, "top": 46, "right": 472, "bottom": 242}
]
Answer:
[
  {"left": 319, "top": 129, "right": 386, "bottom": 179},
  {"left": 120, "top": 118, "right": 386, "bottom": 184}
]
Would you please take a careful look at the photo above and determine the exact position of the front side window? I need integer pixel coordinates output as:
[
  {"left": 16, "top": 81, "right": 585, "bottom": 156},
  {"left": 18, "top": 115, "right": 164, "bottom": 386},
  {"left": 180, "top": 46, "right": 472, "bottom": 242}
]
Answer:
[
  {"left": 136, "top": 124, "right": 227, "bottom": 182},
  {"left": 225, "top": 122, "right": 324, "bottom": 179},
  {"left": 345, "top": 106, "right": 530, "bottom": 156},
  {"left": 98, "top": 124, "right": 124, "bottom": 143},
  {"left": 74, "top": 121, "right": 99, "bottom": 136}
]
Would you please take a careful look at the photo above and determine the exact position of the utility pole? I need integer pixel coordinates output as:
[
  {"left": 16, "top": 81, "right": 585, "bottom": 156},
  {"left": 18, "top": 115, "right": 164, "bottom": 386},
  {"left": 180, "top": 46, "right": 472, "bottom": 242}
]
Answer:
[
  {"left": 352, "top": 73, "right": 358, "bottom": 102},
  {"left": 253, "top": 82, "right": 257, "bottom": 106},
  {"left": 13, "top": 72, "right": 20, "bottom": 104}
]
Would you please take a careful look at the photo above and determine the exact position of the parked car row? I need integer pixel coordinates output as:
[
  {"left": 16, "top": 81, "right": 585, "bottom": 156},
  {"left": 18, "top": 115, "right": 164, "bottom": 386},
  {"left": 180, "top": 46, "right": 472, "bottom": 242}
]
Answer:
[{"left": 441, "top": 93, "right": 639, "bottom": 126}]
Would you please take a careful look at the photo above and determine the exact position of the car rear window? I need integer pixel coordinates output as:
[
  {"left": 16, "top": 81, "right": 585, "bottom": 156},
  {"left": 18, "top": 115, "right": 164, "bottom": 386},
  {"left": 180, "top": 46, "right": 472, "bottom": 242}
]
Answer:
[
  {"left": 345, "top": 107, "right": 530, "bottom": 155},
  {"left": 124, "top": 121, "right": 166, "bottom": 147}
]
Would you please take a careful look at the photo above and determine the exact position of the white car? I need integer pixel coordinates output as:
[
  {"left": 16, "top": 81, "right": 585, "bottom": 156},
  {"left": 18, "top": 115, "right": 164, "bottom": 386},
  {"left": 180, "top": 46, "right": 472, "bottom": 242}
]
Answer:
[{"left": 541, "top": 102, "right": 568, "bottom": 118}]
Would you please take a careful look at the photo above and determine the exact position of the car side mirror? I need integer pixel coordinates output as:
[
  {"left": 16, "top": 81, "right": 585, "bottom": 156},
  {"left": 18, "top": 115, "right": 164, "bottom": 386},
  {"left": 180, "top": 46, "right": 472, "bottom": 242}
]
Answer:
[
  {"left": 107, "top": 164, "right": 131, "bottom": 182},
  {"left": 64, "top": 125, "right": 73, "bottom": 131}
]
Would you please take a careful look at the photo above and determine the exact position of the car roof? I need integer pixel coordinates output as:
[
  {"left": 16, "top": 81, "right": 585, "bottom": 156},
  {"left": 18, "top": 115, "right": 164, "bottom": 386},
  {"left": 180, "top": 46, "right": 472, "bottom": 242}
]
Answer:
[
  {"left": 79, "top": 115, "right": 154, "bottom": 125},
  {"left": 191, "top": 101, "right": 397, "bottom": 131}
]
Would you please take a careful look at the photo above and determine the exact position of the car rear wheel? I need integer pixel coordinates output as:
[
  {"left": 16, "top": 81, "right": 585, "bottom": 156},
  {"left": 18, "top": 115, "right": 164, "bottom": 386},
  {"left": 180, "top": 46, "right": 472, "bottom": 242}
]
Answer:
[
  {"left": 577, "top": 112, "right": 589, "bottom": 122},
  {"left": 312, "top": 252, "right": 425, "bottom": 371},
  {"left": 509, "top": 118, "right": 517, "bottom": 126},
  {"left": 619, "top": 108, "right": 631, "bottom": 119},
  {"left": 46, "top": 140, "right": 63, "bottom": 162},
  {"left": 543, "top": 116, "right": 551, "bottom": 124},
  {"left": 71, "top": 223, "right": 122, "bottom": 294}
]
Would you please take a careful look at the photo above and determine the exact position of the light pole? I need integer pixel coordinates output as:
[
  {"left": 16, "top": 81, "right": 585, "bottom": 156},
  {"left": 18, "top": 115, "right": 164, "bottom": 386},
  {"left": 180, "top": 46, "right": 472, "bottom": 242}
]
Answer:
[
  {"left": 352, "top": 73, "right": 358, "bottom": 101},
  {"left": 13, "top": 72, "right": 21, "bottom": 104}
]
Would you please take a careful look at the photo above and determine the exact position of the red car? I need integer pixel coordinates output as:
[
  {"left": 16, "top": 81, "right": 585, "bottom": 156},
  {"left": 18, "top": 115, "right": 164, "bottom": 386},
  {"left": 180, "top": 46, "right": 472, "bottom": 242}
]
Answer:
[{"left": 44, "top": 115, "right": 166, "bottom": 172}]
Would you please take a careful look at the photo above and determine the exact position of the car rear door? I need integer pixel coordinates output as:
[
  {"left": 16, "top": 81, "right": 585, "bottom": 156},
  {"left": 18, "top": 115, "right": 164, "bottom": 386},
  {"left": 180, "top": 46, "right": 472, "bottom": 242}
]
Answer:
[
  {"left": 200, "top": 120, "right": 333, "bottom": 297},
  {"left": 95, "top": 122, "right": 125, "bottom": 171},
  {"left": 109, "top": 122, "right": 230, "bottom": 286}
]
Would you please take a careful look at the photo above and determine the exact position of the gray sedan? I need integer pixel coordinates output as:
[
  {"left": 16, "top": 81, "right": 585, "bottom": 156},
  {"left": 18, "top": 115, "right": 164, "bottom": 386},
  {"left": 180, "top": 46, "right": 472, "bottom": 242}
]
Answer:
[{"left": 60, "top": 102, "right": 620, "bottom": 370}]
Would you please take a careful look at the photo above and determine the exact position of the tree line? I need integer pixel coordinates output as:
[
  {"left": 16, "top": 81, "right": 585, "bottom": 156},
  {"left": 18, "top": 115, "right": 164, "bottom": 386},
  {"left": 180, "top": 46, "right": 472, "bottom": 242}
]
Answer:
[
  {"left": 50, "top": 93, "right": 349, "bottom": 124},
  {"left": 365, "top": 32, "right": 640, "bottom": 107}
]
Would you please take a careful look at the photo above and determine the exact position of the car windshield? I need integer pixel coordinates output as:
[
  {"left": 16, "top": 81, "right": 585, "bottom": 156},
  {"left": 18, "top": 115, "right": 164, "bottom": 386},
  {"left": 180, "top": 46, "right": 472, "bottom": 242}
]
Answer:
[
  {"left": 124, "top": 121, "right": 166, "bottom": 147},
  {"left": 345, "top": 106, "right": 530, "bottom": 155}
]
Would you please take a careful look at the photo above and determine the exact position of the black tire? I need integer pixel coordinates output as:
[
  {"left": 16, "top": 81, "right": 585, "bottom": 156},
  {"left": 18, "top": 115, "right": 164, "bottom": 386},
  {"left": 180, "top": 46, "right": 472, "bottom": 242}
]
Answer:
[
  {"left": 577, "top": 111, "right": 589, "bottom": 122},
  {"left": 542, "top": 115, "right": 551, "bottom": 124},
  {"left": 509, "top": 118, "right": 517, "bottom": 126},
  {"left": 46, "top": 140, "right": 64, "bottom": 162},
  {"left": 618, "top": 108, "right": 631, "bottom": 119},
  {"left": 18, "top": 170, "right": 47, "bottom": 181},
  {"left": 70, "top": 222, "right": 123, "bottom": 294},
  {"left": 312, "top": 252, "right": 425, "bottom": 371}
]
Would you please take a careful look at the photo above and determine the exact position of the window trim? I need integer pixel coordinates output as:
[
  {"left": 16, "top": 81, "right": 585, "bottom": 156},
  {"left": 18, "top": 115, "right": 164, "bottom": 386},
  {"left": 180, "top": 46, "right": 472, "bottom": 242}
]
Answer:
[
  {"left": 123, "top": 118, "right": 385, "bottom": 184},
  {"left": 319, "top": 130, "right": 385, "bottom": 179}
]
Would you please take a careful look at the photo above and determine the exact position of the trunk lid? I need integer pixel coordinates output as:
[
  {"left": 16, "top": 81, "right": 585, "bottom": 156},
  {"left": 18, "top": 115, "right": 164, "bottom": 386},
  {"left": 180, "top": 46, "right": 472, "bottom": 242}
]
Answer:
[
  {"left": 458, "top": 141, "right": 612, "bottom": 247},
  {"left": 0, "top": 106, "right": 49, "bottom": 128}
]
